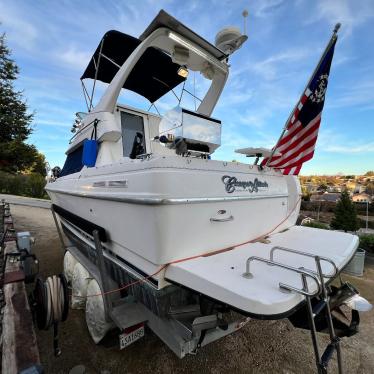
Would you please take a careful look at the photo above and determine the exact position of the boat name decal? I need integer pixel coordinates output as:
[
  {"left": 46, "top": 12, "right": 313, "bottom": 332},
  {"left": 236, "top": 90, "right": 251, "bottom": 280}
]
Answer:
[{"left": 221, "top": 175, "right": 268, "bottom": 193}]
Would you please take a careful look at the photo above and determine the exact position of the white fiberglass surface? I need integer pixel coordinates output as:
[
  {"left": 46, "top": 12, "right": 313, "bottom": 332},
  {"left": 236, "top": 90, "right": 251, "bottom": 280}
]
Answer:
[{"left": 165, "top": 226, "right": 358, "bottom": 316}]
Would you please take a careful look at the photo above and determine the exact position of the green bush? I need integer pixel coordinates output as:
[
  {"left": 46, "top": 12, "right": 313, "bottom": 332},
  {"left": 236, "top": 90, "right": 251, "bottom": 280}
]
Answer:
[
  {"left": 0, "top": 171, "right": 47, "bottom": 198},
  {"left": 357, "top": 218, "right": 374, "bottom": 230},
  {"left": 27, "top": 173, "right": 46, "bottom": 198},
  {"left": 331, "top": 191, "right": 359, "bottom": 232},
  {"left": 302, "top": 221, "right": 330, "bottom": 230},
  {"left": 359, "top": 234, "right": 374, "bottom": 254}
]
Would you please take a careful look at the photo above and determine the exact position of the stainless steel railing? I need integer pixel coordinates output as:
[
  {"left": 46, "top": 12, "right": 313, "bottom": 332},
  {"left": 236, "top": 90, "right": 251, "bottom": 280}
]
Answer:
[
  {"left": 269, "top": 246, "right": 338, "bottom": 278},
  {"left": 242, "top": 256, "right": 322, "bottom": 297}
]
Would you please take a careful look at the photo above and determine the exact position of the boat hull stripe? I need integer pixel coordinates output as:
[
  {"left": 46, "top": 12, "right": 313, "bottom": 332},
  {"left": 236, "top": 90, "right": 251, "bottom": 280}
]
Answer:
[{"left": 49, "top": 191, "right": 288, "bottom": 205}]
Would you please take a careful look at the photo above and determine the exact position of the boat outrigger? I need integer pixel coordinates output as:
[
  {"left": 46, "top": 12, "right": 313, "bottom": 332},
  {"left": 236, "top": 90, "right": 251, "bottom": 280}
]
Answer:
[{"left": 46, "top": 10, "right": 371, "bottom": 373}]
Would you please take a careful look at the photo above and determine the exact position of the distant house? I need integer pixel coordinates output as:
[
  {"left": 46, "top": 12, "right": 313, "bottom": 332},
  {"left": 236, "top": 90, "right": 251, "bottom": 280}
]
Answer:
[
  {"left": 352, "top": 193, "right": 372, "bottom": 203},
  {"left": 327, "top": 186, "right": 341, "bottom": 193},
  {"left": 354, "top": 184, "right": 366, "bottom": 194},
  {"left": 304, "top": 182, "right": 318, "bottom": 193},
  {"left": 345, "top": 181, "right": 356, "bottom": 191},
  {"left": 310, "top": 192, "right": 341, "bottom": 202}
]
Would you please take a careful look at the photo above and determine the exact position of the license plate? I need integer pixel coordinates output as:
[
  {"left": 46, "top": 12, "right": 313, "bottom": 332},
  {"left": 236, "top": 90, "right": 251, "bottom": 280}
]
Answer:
[{"left": 119, "top": 324, "right": 145, "bottom": 349}]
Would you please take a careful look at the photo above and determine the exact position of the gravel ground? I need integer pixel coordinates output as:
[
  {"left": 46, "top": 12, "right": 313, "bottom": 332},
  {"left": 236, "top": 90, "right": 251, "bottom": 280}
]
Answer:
[{"left": 9, "top": 204, "right": 374, "bottom": 374}]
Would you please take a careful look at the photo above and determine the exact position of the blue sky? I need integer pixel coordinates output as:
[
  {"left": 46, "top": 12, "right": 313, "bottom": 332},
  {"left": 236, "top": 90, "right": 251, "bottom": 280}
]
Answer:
[{"left": 1, "top": 0, "right": 373, "bottom": 175}]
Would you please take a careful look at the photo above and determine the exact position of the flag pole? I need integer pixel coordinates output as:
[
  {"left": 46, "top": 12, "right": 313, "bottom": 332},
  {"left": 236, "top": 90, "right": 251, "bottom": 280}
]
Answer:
[{"left": 265, "top": 23, "right": 341, "bottom": 167}]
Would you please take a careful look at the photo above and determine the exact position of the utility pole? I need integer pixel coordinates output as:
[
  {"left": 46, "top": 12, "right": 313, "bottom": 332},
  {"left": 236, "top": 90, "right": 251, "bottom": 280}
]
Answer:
[
  {"left": 366, "top": 200, "right": 369, "bottom": 232},
  {"left": 317, "top": 200, "right": 321, "bottom": 222}
]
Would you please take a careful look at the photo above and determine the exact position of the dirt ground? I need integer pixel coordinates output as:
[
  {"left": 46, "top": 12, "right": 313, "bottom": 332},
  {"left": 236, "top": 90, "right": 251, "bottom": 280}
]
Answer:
[{"left": 10, "top": 204, "right": 374, "bottom": 374}]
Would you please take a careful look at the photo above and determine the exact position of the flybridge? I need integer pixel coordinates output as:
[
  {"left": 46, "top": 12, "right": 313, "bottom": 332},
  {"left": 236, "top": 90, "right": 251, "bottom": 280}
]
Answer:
[
  {"left": 80, "top": 10, "right": 230, "bottom": 113},
  {"left": 81, "top": 30, "right": 186, "bottom": 103}
]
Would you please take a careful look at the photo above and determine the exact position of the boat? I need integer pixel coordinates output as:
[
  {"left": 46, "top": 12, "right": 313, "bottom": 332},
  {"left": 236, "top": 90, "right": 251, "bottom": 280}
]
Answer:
[{"left": 46, "top": 9, "right": 371, "bottom": 368}]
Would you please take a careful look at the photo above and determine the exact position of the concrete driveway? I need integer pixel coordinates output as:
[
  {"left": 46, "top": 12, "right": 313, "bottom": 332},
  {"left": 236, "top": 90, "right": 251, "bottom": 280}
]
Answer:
[{"left": 0, "top": 194, "right": 51, "bottom": 209}]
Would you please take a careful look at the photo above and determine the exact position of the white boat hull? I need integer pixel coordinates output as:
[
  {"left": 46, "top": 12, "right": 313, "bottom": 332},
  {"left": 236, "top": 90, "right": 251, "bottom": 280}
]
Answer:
[{"left": 47, "top": 156, "right": 300, "bottom": 268}]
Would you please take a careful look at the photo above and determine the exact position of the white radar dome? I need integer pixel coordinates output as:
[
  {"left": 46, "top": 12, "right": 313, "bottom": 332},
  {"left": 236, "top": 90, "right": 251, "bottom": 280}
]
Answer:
[{"left": 215, "top": 27, "right": 248, "bottom": 55}]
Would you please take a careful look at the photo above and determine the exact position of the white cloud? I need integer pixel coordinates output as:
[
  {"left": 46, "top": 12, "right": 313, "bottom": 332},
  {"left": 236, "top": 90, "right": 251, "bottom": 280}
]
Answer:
[
  {"left": 36, "top": 119, "right": 71, "bottom": 128},
  {"left": 0, "top": 1, "right": 38, "bottom": 48},
  {"left": 324, "top": 142, "right": 374, "bottom": 154},
  {"left": 59, "top": 46, "right": 92, "bottom": 72},
  {"left": 253, "top": 0, "right": 285, "bottom": 18},
  {"left": 306, "top": 0, "right": 374, "bottom": 38},
  {"left": 330, "top": 78, "right": 374, "bottom": 108},
  {"left": 252, "top": 48, "right": 312, "bottom": 80},
  {"left": 317, "top": 129, "right": 374, "bottom": 154}
]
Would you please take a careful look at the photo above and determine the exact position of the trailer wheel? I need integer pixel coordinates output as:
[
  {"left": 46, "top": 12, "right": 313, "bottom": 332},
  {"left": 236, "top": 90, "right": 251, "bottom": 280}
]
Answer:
[
  {"left": 71, "top": 262, "right": 90, "bottom": 309},
  {"left": 85, "top": 278, "right": 114, "bottom": 344},
  {"left": 63, "top": 251, "right": 77, "bottom": 284}
]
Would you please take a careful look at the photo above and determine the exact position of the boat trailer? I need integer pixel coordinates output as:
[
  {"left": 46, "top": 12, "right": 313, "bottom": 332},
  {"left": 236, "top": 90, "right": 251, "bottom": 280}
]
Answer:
[{"left": 50, "top": 205, "right": 370, "bottom": 373}]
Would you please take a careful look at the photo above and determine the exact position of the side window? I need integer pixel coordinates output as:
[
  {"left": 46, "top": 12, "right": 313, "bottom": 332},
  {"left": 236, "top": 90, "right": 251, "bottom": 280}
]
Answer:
[{"left": 120, "top": 111, "right": 145, "bottom": 158}]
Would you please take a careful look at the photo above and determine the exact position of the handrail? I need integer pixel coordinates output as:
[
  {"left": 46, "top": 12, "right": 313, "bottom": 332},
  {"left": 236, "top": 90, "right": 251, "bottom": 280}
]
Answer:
[
  {"left": 269, "top": 246, "right": 338, "bottom": 278},
  {"left": 243, "top": 256, "right": 321, "bottom": 297},
  {"left": 69, "top": 118, "right": 99, "bottom": 143}
]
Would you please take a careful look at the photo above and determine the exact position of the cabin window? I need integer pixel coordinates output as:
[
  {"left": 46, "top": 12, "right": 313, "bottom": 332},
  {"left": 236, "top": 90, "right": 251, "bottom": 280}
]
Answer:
[
  {"left": 120, "top": 111, "right": 145, "bottom": 158},
  {"left": 60, "top": 145, "right": 84, "bottom": 177}
]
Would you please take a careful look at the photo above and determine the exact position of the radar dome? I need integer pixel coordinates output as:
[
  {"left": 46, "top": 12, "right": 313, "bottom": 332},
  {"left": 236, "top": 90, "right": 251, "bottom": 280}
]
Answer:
[{"left": 215, "top": 27, "right": 248, "bottom": 56}]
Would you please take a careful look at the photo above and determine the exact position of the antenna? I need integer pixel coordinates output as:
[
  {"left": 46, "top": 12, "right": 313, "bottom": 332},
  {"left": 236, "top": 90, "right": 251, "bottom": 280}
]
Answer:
[
  {"left": 215, "top": 10, "right": 249, "bottom": 56},
  {"left": 242, "top": 9, "right": 249, "bottom": 35}
]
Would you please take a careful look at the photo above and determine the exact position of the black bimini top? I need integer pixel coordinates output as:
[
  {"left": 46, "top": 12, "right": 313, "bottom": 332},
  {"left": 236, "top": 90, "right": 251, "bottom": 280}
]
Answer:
[{"left": 81, "top": 30, "right": 185, "bottom": 103}]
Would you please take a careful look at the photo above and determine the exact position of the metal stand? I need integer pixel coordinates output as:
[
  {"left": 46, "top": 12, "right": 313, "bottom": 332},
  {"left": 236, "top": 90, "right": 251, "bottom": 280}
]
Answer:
[
  {"left": 92, "top": 230, "right": 113, "bottom": 322},
  {"left": 53, "top": 323, "right": 61, "bottom": 357},
  {"left": 51, "top": 207, "right": 68, "bottom": 253}
]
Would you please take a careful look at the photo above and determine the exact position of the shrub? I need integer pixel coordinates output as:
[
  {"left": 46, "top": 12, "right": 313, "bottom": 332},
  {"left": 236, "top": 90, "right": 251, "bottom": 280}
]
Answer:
[
  {"left": 359, "top": 234, "right": 374, "bottom": 254},
  {"left": 358, "top": 218, "right": 374, "bottom": 230},
  {"left": 331, "top": 191, "right": 359, "bottom": 232},
  {"left": 0, "top": 171, "right": 47, "bottom": 198},
  {"left": 302, "top": 221, "right": 330, "bottom": 230},
  {"left": 27, "top": 173, "right": 46, "bottom": 198}
]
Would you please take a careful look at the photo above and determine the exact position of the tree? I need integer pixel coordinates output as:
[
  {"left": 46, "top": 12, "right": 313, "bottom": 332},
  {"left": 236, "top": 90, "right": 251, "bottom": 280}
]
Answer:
[
  {"left": 0, "top": 139, "right": 38, "bottom": 173},
  {"left": 0, "top": 33, "right": 42, "bottom": 173},
  {"left": 330, "top": 190, "right": 359, "bottom": 232},
  {"left": 366, "top": 182, "right": 374, "bottom": 195},
  {"left": 317, "top": 183, "right": 328, "bottom": 192},
  {"left": 31, "top": 152, "right": 47, "bottom": 176}
]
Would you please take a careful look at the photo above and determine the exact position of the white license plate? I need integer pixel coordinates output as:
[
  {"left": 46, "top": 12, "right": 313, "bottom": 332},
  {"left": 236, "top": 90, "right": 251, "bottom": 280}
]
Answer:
[{"left": 119, "top": 324, "right": 145, "bottom": 349}]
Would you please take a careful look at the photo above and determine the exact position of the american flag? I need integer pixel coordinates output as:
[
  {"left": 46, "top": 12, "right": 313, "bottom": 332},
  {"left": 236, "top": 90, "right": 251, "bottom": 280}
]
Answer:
[{"left": 262, "top": 36, "right": 337, "bottom": 175}]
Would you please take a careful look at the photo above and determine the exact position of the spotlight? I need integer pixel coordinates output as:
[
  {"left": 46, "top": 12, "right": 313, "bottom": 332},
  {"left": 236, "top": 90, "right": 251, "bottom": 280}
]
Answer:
[{"left": 177, "top": 66, "right": 189, "bottom": 78}]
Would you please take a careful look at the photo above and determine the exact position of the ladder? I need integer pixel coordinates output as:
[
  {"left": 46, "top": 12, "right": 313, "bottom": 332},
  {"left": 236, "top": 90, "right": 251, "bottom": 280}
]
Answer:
[{"left": 244, "top": 246, "right": 343, "bottom": 374}]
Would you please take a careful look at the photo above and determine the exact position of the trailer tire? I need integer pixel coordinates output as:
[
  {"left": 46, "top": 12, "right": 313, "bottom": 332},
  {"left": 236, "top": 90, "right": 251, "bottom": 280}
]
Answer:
[
  {"left": 71, "top": 262, "right": 90, "bottom": 309},
  {"left": 85, "top": 278, "right": 114, "bottom": 344},
  {"left": 63, "top": 251, "right": 77, "bottom": 284}
]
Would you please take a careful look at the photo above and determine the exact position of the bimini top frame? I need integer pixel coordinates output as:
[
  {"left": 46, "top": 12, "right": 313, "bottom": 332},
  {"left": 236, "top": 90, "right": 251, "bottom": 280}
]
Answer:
[
  {"left": 81, "top": 10, "right": 229, "bottom": 117},
  {"left": 81, "top": 31, "right": 186, "bottom": 105}
]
